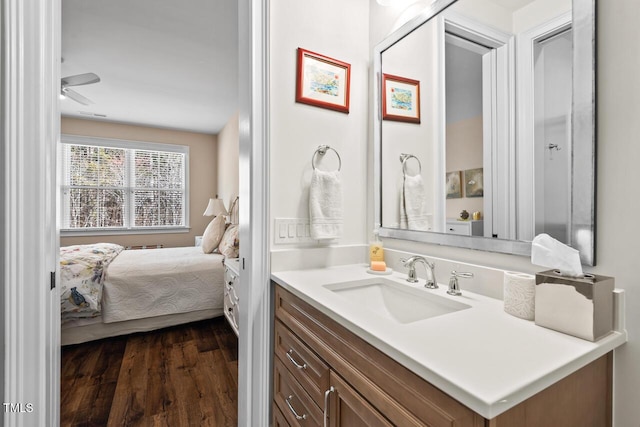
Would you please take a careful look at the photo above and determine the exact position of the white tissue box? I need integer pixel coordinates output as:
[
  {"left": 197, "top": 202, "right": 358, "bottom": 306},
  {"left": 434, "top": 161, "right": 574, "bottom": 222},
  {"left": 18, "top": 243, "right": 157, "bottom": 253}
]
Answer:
[{"left": 534, "top": 270, "right": 614, "bottom": 341}]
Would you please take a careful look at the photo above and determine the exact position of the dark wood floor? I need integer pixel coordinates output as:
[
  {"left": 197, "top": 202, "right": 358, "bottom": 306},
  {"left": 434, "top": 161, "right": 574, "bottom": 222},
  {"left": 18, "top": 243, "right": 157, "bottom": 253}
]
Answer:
[{"left": 61, "top": 317, "right": 238, "bottom": 427}]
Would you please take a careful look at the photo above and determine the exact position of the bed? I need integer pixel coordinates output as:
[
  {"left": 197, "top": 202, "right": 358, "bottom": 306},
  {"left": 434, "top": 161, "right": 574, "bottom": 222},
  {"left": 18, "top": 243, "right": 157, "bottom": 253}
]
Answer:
[{"left": 60, "top": 243, "right": 226, "bottom": 345}]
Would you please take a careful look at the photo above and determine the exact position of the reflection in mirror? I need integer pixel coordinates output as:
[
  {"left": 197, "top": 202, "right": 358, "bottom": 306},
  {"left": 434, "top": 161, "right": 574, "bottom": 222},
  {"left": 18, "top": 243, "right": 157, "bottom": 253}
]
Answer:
[{"left": 375, "top": 0, "right": 596, "bottom": 264}]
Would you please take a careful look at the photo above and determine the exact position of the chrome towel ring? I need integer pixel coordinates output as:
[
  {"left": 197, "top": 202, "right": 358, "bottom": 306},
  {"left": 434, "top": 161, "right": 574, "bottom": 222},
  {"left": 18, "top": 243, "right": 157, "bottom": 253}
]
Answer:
[
  {"left": 312, "top": 145, "right": 342, "bottom": 172},
  {"left": 400, "top": 153, "right": 421, "bottom": 177}
]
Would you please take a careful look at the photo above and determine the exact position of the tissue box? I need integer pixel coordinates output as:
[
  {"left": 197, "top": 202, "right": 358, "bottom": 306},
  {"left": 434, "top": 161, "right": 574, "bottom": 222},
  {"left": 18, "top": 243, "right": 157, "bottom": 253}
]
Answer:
[{"left": 535, "top": 270, "right": 614, "bottom": 341}]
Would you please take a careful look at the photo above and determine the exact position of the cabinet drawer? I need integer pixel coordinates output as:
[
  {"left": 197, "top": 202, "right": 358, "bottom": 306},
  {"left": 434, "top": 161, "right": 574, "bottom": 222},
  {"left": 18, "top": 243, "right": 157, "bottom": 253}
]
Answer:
[
  {"left": 446, "top": 222, "right": 471, "bottom": 235},
  {"left": 223, "top": 291, "right": 239, "bottom": 336},
  {"left": 225, "top": 280, "right": 239, "bottom": 304},
  {"left": 224, "top": 267, "right": 238, "bottom": 289},
  {"left": 274, "top": 357, "right": 323, "bottom": 427},
  {"left": 275, "top": 320, "right": 330, "bottom": 408},
  {"left": 273, "top": 404, "right": 291, "bottom": 427}
]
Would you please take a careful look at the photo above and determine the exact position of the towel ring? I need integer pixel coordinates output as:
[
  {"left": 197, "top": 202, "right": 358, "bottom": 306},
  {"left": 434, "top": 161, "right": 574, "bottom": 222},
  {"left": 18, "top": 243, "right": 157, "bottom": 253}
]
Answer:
[
  {"left": 312, "top": 145, "right": 342, "bottom": 172},
  {"left": 400, "top": 153, "right": 421, "bottom": 177}
]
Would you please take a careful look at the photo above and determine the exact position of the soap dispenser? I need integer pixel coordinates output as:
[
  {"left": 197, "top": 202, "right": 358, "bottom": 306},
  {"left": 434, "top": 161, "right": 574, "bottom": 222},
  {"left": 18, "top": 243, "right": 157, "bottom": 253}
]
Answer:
[{"left": 369, "top": 229, "right": 386, "bottom": 271}]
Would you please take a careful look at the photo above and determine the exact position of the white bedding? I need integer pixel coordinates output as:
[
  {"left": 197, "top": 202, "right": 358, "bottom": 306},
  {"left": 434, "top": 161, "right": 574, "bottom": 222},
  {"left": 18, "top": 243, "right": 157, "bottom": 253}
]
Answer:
[{"left": 101, "top": 246, "right": 225, "bottom": 323}]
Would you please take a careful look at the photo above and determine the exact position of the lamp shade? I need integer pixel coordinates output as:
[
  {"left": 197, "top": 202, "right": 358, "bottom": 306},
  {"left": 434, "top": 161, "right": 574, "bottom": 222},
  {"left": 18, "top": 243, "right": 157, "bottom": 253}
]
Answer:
[{"left": 203, "top": 198, "right": 228, "bottom": 217}]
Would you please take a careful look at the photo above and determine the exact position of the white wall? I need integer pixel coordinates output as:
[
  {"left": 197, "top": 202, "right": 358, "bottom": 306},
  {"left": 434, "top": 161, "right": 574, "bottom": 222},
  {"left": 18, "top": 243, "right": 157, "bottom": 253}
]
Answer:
[
  {"left": 370, "top": 1, "right": 640, "bottom": 425},
  {"left": 269, "top": 0, "right": 370, "bottom": 250},
  {"left": 217, "top": 111, "right": 240, "bottom": 208},
  {"left": 380, "top": 19, "right": 440, "bottom": 229},
  {"left": 597, "top": 2, "right": 640, "bottom": 424}
]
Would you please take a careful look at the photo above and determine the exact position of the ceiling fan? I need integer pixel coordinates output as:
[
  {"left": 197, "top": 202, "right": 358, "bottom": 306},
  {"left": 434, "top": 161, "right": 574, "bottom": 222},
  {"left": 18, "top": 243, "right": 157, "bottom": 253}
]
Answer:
[{"left": 61, "top": 72, "right": 100, "bottom": 105}]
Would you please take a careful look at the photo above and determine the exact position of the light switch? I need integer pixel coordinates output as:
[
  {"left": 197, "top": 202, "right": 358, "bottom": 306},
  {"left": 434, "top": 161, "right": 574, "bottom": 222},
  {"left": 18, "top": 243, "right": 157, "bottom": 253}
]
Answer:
[
  {"left": 296, "top": 223, "right": 304, "bottom": 237},
  {"left": 288, "top": 224, "right": 296, "bottom": 238},
  {"left": 279, "top": 223, "right": 287, "bottom": 238}
]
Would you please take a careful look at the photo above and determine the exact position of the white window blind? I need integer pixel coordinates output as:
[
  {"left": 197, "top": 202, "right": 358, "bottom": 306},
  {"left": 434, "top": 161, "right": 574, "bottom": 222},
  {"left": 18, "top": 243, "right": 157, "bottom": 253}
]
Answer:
[{"left": 61, "top": 136, "right": 188, "bottom": 232}]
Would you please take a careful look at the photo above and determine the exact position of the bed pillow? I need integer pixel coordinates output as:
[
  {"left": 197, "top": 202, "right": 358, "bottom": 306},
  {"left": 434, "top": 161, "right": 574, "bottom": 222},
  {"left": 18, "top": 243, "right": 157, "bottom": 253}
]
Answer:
[
  {"left": 218, "top": 224, "right": 239, "bottom": 258},
  {"left": 202, "top": 215, "right": 226, "bottom": 253}
]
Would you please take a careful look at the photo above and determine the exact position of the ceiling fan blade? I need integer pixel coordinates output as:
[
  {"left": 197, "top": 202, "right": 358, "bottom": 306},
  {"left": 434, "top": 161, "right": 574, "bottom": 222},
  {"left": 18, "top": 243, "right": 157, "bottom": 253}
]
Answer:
[
  {"left": 61, "top": 72, "right": 100, "bottom": 87},
  {"left": 63, "top": 88, "right": 94, "bottom": 106}
]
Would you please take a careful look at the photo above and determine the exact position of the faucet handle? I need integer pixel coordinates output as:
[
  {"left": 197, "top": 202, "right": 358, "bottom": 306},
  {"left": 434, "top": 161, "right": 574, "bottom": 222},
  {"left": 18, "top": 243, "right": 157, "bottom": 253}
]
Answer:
[
  {"left": 452, "top": 271, "right": 473, "bottom": 279},
  {"left": 447, "top": 271, "right": 473, "bottom": 296}
]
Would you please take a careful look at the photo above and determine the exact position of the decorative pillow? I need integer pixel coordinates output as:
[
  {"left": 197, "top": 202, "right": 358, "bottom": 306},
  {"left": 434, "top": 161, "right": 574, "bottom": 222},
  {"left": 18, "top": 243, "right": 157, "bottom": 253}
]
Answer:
[
  {"left": 218, "top": 224, "right": 239, "bottom": 258},
  {"left": 202, "top": 215, "right": 226, "bottom": 254}
]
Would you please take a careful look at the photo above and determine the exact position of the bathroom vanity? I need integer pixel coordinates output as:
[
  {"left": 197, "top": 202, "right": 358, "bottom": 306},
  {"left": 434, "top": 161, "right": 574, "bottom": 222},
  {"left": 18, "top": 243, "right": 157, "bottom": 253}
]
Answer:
[{"left": 271, "top": 266, "right": 626, "bottom": 426}]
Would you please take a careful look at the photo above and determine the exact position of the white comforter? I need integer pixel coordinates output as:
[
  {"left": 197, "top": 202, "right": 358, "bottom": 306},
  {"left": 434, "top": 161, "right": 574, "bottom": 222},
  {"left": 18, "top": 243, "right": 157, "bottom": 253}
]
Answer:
[{"left": 102, "top": 246, "right": 225, "bottom": 323}]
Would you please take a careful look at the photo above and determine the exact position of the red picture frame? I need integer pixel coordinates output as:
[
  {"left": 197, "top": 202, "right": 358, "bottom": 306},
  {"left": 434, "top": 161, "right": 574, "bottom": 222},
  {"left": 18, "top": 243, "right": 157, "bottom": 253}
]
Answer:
[
  {"left": 296, "top": 48, "right": 351, "bottom": 114},
  {"left": 382, "top": 73, "right": 421, "bottom": 123}
]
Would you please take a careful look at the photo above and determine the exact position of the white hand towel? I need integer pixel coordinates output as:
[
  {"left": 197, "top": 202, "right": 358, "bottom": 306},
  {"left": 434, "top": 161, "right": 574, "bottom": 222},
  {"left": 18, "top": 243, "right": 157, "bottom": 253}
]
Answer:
[
  {"left": 309, "top": 169, "right": 343, "bottom": 240},
  {"left": 400, "top": 174, "right": 430, "bottom": 231}
]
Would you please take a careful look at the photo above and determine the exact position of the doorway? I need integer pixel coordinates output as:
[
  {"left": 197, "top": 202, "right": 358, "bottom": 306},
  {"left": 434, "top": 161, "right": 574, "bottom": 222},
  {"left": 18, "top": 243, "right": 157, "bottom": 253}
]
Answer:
[{"left": 533, "top": 29, "right": 573, "bottom": 243}]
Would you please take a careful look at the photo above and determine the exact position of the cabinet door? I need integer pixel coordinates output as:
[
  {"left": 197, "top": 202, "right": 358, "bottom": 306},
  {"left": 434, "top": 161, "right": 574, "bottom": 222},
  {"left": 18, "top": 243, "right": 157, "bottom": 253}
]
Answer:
[{"left": 328, "top": 372, "right": 393, "bottom": 427}]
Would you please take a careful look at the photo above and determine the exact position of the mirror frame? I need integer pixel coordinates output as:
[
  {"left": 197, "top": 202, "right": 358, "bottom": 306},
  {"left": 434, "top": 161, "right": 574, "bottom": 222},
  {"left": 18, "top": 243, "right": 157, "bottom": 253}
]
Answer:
[{"left": 373, "top": 0, "right": 596, "bottom": 265}]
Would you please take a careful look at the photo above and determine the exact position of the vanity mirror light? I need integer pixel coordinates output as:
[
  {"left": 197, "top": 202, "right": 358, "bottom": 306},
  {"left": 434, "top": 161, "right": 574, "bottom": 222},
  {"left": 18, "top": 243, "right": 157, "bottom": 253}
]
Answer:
[{"left": 373, "top": 0, "right": 596, "bottom": 265}]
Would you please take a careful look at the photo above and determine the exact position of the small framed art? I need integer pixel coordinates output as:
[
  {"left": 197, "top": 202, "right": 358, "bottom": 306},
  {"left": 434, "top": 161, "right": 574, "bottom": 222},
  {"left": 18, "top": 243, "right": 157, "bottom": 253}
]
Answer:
[
  {"left": 446, "top": 171, "right": 462, "bottom": 199},
  {"left": 464, "top": 168, "right": 484, "bottom": 197},
  {"left": 296, "top": 48, "right": 351, "bottom": 113},
  {"left": 382, "top": 73, "right": 421, "bottom": 123}
]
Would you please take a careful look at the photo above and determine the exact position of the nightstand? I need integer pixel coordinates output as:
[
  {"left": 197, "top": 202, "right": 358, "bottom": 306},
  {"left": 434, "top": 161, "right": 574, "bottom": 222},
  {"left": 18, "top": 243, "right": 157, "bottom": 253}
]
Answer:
[
  {"left": 446, "top": 219, "right": 484, "bottom": 236},
  {"left": 223, "top": 258, "right": 240, "bottom": 336}
]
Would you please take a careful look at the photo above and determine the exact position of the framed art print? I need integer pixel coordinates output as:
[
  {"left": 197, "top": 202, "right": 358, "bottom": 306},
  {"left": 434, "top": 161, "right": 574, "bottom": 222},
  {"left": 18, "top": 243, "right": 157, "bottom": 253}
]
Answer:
[
  {"left": 464, "top": 168, "right": 484, "bottom": 197},
  {"left": 296, "top": 48, "right": 351, "bottom": 113},
  {"left": 446, "top": 171, "right": 462, "bottom": 199},
  {"left": 382, "top": 73, "right": 421, "bottom": 123}
]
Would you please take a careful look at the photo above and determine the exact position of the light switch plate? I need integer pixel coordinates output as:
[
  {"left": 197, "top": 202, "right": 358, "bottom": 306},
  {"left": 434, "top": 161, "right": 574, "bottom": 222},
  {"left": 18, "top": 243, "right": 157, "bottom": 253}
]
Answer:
[{"left": 275, "top": 218, "right": 314, "bottom": 244}]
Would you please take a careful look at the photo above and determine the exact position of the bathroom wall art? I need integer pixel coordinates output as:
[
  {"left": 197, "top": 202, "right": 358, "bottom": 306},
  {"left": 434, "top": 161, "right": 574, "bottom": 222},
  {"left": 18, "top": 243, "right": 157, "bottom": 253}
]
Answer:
[
  {"left": 296, "top": 48, "right": 351, "bottom": 113},
  {"left": 382, "top": 73, "right": 421, "bottom": 123}
]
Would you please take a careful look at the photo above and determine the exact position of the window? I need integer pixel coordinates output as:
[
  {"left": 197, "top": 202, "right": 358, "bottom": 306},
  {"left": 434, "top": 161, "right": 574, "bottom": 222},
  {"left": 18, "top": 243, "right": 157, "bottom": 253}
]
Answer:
[{"left": 61, "top": 135, "right": 189, "bottom": 233}]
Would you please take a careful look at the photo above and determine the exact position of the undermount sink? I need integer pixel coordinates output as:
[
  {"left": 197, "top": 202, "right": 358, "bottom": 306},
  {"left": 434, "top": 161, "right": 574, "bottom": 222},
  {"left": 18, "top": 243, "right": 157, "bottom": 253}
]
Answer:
[{"left": 324, "top": 278, "right": 470, "bottom": 324}]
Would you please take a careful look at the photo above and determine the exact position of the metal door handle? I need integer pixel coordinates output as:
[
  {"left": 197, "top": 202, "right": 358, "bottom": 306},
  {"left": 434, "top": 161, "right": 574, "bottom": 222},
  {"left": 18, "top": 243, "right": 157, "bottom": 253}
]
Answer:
[
  {"left": 324, "top": 386, "right": 335, "bottom": 427},
  {"left": 285, "top": 395, "right": 307, "bottom": 420},
  {"left": 286, "top": 349, "right": 307, "bottom": 370}
]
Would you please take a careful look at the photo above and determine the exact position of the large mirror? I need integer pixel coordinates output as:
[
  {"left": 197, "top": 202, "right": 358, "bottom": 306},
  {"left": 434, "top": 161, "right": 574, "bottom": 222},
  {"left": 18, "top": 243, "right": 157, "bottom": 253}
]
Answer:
[{"left": 374, "top": 0, "right": 596, "bottom": 265}]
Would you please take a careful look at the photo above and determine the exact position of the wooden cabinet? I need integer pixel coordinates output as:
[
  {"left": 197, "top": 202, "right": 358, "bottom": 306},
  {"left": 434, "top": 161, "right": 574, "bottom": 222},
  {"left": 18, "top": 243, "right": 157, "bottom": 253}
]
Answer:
[
  {"left": 273, "top": 283, "right": 613, "bottom": 427},
  {"left": 273, "top": 284, "right": 483, "bottom": 427}
]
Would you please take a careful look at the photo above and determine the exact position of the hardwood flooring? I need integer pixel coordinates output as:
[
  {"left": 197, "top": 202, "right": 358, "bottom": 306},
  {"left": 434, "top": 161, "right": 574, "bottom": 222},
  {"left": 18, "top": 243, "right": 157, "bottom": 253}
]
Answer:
[{"left": 61, "top": 317, "right": 238, "bottom": 427}]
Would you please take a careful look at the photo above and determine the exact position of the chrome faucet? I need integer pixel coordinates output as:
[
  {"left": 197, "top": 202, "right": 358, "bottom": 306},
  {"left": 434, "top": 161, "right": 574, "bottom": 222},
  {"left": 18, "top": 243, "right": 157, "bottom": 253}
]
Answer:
[
  {"left": 447, "top": 271, "right": 474, "bottom": 296},
  {"left": 401, "top": 256, "right": 438, "bottom": 289}
]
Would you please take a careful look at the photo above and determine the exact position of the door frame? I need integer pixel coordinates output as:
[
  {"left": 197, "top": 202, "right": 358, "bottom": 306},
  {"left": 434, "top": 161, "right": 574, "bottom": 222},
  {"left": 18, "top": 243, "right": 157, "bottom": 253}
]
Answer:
[
  {"left": 237, "top": 0, "right": 272, "bottom": 426},
  {"left": 440, "top": 11, "right": 515, "bottom": 239},
  {"left": 1, "top": 0, "right": 61, "bottom": 426},
  {"left": 2, "top": 1, "right": 272, "bottom": 426}
]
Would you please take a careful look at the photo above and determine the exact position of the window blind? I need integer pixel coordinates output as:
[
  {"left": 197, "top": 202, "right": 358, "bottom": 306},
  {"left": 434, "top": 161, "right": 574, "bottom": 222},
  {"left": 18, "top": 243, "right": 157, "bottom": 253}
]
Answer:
[{"left": 61, "top": 140, "right": 187, "bottom": 231}]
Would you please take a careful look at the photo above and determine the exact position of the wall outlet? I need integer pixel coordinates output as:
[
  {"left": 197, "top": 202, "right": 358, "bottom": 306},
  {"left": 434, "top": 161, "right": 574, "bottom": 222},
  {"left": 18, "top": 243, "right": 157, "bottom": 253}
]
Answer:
[{"left": 274, "top": 218, "right": 314, "bottom": 244}]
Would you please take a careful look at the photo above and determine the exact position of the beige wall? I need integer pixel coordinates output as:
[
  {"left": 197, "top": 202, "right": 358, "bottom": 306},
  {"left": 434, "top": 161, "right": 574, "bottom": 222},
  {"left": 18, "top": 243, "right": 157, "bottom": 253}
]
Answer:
[
  {"left": 60, "top": 117, "right": 217, "bottom": 248},
  {"left": 446, "top": 116, "right": 484, "bottom": 218},
  {"left": 217, "top": 111, "right": 240, "bottom": 209}
]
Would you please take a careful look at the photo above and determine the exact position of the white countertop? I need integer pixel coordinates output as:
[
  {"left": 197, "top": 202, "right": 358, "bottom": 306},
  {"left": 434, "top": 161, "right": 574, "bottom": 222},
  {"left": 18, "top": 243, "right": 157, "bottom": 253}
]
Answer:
[{"left": 271, "top": 264, "right": 627, "bottom": 419}]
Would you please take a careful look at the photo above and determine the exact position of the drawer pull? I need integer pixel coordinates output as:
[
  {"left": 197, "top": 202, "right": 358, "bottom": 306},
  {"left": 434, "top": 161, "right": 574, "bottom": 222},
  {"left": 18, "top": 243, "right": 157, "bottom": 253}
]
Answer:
[
  {"left": 323, "top": 386, "right": 335, "bottom": 427},
  {"left": 286, "top": 349, "right": 307, "bottom": 370},
  {"left": 285, "top": 395, "right": 307, "bottom": 420}
]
